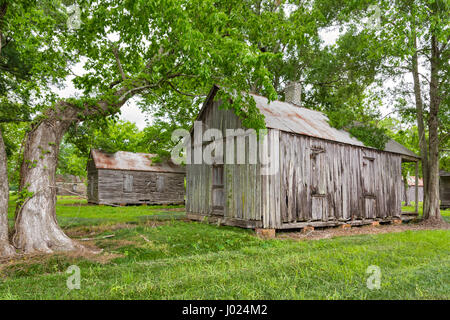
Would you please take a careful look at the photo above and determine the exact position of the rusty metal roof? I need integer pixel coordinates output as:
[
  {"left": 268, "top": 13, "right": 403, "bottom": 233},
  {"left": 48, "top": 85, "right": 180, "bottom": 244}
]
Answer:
[
  {"left": 251, "top": 94, "right": 419, "bottom": 159},
  {"left": 252, "top": 94, "right": 365, "bottom": 147},
  {"left": 90, "top": 149, "right": 185, "bottom": 173}
]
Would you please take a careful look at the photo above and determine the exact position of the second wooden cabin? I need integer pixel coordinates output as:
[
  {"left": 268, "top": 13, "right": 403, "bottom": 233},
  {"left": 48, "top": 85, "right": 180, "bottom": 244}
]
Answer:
[
  {"left": 440, "top": 170, "right": 450, "bottom": 210},
  {"left": 87, "top": 149, "right": 185, "bottom": 206},
  {"left": 186, "top": 84, "right": 420, "bottom": 231}
]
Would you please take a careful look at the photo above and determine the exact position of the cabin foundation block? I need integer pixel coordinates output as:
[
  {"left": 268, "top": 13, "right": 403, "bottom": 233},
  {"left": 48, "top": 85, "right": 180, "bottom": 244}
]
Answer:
[
  {"left": 255, "top": 228, "right": 276, "bottom": 238},
  {"left": 301, "top": 226, "right": 315, "bottom": 234},
  {"left": 339, "top": 224, "right": 352, "bottom": 229},
  {"left": 371, "top": 221, "right": 380, "bottom": 226},
  {"left": 393, "top": 219, "right": 402, "bottom": 225}
]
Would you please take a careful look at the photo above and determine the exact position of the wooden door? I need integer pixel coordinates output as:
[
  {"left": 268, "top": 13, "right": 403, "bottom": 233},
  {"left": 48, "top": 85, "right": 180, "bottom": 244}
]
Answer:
[
  {"left": 212, "top": 165, "right": 225, "bottom": 215},
  {"left": 310, "top": 147, "right": 327, "bottom": 221},
  {"left": 362, "top": 156, "right": 376, "bottom": 219}
]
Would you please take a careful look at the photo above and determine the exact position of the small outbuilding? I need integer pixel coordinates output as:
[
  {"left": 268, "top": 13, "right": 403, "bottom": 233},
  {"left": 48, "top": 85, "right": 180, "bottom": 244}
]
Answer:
[
  {"left": 87, "top": 149, "right": 185, "bottom": 205},
  {"left": 56, "top": 174, "right": 87, "bottom": 197},
  {"left": 186, "top": 84, "right": 420, "bottom": 231},
  {"left": 440, "top": 170, "right": 450, "bottom": 210},
  {"left": 402, "top": 176, "right": 424, "bottom": 204}
]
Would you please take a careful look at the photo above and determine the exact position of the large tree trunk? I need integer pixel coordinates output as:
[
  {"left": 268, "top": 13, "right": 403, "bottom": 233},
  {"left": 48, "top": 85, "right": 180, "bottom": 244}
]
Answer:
[
  {"left": 411, "top": 36, "right": 430, "bottom": 215},
  {"left": 423, "top": 34, "right": 442, "bottom": 221},
  {"left": 12, "top": 108, "right": 83, "bottom": 253},
  {"left": 12, "top": 95, "right": 126, "bottom": 253},
  {"left": 0, "top": 127, "right": 15, "bottom": 257}
]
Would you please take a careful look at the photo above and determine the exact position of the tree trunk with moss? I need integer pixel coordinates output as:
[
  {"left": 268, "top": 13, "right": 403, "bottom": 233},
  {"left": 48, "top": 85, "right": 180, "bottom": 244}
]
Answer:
[
  {"left": 423, "top": 34, "right": 443, "bottom": 222},
  {"left": 13, "top": 96, "right": 126, "bottom": 253},
  {"left": 12, "top": 104, "right": 82, "bottom": 253}
]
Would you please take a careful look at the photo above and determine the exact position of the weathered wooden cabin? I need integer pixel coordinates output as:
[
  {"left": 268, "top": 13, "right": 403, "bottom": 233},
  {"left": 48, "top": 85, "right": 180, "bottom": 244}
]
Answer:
[
  {"left": 56, "top": 174, "right": 87, "bottom": 197},
  {"left": 186, "top": 84, "right": 420, "bottom": 231},
  {"left": 87, "top": 149, "right": 185, "bottom": 205},
  {"left": 402, "top": 176, "right": 424, "bottom": 203},
  {"left": 440, "top": 170, "right": 450, "bottom": 209}
]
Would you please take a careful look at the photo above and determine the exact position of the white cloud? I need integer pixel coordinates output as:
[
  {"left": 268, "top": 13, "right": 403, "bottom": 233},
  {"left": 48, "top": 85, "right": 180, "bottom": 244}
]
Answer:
[{"left": 119, "top": 99, "right": 149, "bottom": 130}]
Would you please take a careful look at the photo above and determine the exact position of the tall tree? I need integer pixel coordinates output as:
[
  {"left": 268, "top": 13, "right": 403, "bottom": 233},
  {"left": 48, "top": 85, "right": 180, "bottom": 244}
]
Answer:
[
  {"left": 319, "top": 0, "right": 449, "bottom": 221},
  {"left": 0, "top": 0, "right": 70, "bottom": 256},
  {"left": 12, "top": 0, "right": 278, "bottom": 253}
]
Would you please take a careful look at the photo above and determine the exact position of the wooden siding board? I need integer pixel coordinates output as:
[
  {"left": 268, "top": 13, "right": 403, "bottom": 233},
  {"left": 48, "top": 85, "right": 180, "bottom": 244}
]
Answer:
[{"left": 277, "top": 132, "right": 403, "bottom": 224}]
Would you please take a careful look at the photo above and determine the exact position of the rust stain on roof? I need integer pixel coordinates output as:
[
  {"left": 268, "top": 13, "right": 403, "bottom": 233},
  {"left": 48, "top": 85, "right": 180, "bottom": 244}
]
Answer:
[
  {"left": 252, "top": 94, "right": 365, "bottom": 146},
  {"left": 250, "top": 94, "right": 419, "bottom": 159},
  {"left": 91, "top": 150, "right": 185, "bottom": 174}
]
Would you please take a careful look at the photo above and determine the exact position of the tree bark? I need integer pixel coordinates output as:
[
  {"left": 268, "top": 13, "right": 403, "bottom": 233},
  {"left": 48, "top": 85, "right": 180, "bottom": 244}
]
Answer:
[
  {"left": 424, "top": 34, "right": 442, "bottom": 221},
  {"left": 12, "top": 92, "right": 128, "bottom": 253},
  {"left": 411, "top": 35, "right": 429, "bottom": 215},
  {"left": 12, "top": 112, "right": 82, "bottom": 253},
  {"left": 0, "top": 127, "right": 15, "bottom": 257}
]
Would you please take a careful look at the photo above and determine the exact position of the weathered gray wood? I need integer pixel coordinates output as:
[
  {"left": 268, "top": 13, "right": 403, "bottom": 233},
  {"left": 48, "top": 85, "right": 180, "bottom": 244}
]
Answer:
[
  {"left": 187, "top": 213, "right": 263, "bottom": 228},
  {"left": 89, "top": 168, "right": 185, "bottom": 205},
  {"left": 415, "top": 163, "right": 419, "bottom": 214},
  {"left": 187, "top": 95, "right": 405, "bottom": 230}
]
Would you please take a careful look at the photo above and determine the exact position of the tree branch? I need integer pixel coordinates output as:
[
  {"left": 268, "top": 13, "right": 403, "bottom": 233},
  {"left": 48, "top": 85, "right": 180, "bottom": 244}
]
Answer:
[
  {"left": 166, "top": 81, "right": 203, "bottom": 97},
  {"left": 118, "top": 84, "right": 159, "bottom": 102},
  {"left": 112, "top": 45, "right": 126, "bottom": 81}
]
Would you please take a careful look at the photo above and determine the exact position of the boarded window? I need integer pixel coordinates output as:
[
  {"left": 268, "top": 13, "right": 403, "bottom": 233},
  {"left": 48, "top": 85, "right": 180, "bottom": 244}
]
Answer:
[
  {"left": 310, "top": 147, "right": 327, "bottom": 221},
  {"left": 310, "top": 147, "right": 326, "bottom": 196},
  {"left": 362, "top": 156, "right": 376, "bottom": 196},
  {"left": 362, "top": 156, "right": 377, "bottom": 218},
  {"left": 123, "top": 174, "right": 133, "bottom": 193},
  {"left": 89, "top": 178, "right": 94, "bottom": 197},
  {"left": 212, "top": 165, "right": 225, "bottom": 212},
  {"left": 156, "top": 175, "right": 165, "bottom": 192}
]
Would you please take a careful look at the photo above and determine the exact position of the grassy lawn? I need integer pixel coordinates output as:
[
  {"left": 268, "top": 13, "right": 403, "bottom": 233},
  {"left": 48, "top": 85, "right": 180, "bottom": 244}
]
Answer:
[
  {"left": 7, "top": 196, "right": 185, "bottom": 228},
  {"left": 402, "top": 201, "right": 450, "bottom": 223},
  {"left": 0, "top": 196, "right": 449, "bottom": 299}
]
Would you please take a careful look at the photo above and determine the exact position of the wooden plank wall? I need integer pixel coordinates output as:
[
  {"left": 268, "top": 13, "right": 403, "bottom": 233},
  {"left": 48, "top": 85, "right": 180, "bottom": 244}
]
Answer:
[
  {"left": 440, "top": 176, "right": 450, "bottom": 208},
  {"left": 96, "top": 169, "right": 185, "bottom": 205},
  {"left": 186, "top": 100, "right": 262, "bottom": 222},
  {"left": 186, "top": 98, "right": 403, "bottom": 229},
  {"left": 278, "top": 132, "right": 402, "bottom": 228},
  {"left": 261, "top": 129, "right": 280, "bottom": 228}
]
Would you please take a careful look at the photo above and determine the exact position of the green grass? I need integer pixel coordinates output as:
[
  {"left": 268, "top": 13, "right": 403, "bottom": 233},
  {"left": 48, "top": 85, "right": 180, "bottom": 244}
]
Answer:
[
  {"left": 402, "top": 201, "right": 450, "bottom": 222},
  {"left": 0, "top": 197, "right": 449, "bottom": 300},
  {"left": 7, "top": 196, "right": 185, "bottom": 228}
]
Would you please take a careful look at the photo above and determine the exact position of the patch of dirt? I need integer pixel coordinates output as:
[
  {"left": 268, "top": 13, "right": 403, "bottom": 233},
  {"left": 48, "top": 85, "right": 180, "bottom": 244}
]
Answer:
[
  {"left": 277, "top": 220, "right": 450, "bottom": 241},
  {"left": 155, "top": 207, "right": 185, "bottom": 212},
  {"left": 0, "top": 245, "right": 123, "bottom": 274},
  {"left": 65, "top": 223, "right": 138, "bottom": 238}
]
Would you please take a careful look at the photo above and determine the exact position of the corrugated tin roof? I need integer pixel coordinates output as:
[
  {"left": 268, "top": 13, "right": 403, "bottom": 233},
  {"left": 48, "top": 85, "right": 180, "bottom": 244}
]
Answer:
[
  {"left": 383, "top": 139, "right": 419, "bottom": 159},
  {"left": 251, "top": 94, "right": 366, "bottom": 147},
  {"left": 251, "top": 93, "right": 419, "bottom": 159},
  {"left": 90, "top": 149, "right": 185, "bottom": 173}
]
